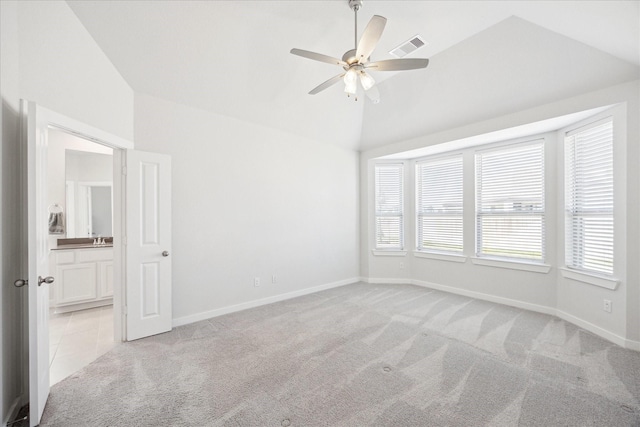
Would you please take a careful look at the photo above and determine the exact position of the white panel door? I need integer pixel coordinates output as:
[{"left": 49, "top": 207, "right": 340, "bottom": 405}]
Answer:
[
  {"left": 125, "top": 150, "right": 172, "bottom": 341},
  {"left": 24, "top": 101, "right": 52, "bottom": 426}
]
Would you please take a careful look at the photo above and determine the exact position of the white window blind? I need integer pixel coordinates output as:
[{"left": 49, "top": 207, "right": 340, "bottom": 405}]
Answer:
[
  {"left": 565, "top": 119, "right": 614, "bottom": 275},
  {"left": 416, "top": 155, "right": 463, "bottom": 253},
  {"left": 375, "top": 164, "right": 404, "bottom": 249},
  {"left": 476, "top": 141, "right": 545, "bottom": 261}
]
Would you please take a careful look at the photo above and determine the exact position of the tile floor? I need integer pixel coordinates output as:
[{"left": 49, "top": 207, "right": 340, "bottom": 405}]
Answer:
[{"left": 49, "top": 305, "right": 116, "bottom": 385}]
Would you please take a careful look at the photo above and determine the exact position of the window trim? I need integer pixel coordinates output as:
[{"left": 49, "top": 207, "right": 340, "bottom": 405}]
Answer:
[
  {"left": 471, "top": 256, "right": 551, "bottom": 273},
  {"left": 414, "top": 251, "right": 467, "bottom": 263},
  {"left": 372, "top": 250, "right": 408, "bottom": 257},
  {"left": 560, "top": 268, "right": 619, "bottom": 290}
]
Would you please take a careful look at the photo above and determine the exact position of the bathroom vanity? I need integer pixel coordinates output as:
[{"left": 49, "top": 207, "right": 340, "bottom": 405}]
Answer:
[{"left": 50, "top": 243, "right": 113, "bottom": 313}]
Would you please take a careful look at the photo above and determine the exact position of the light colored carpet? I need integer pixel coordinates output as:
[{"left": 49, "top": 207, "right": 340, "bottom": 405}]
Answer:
[{"left": 40, "top": 282, "right": 640, "bottom": 426}]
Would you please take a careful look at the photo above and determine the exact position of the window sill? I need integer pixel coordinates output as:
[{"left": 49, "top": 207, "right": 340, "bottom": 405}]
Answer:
[
  {"left": 372, "top": 250, "right": 407, "bottom": 257},
  {"left": 470, "top": 257, "right": 551, "bottom": 273},
  {"left": 560, "top": 268, "right": 619, "bottom": 290},
  {"left": 414, "top": 251, "right": 467, "bottom": 263}
]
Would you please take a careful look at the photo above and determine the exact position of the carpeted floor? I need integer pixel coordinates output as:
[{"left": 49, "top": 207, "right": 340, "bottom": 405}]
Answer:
[{"left": 40, "top": 282, "right": 640, "bottom": 426}]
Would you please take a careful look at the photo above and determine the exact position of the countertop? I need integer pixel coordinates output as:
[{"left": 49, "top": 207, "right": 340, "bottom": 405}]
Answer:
[{"left": 51, "top": 244, "right": 113, "bottom": 251}]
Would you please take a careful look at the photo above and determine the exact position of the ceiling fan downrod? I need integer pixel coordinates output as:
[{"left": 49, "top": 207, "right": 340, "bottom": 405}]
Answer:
[
  {"left": 349, "top": 0, "right": 363, "bottom": 50},
  {"left": 346, "top": 0, "right": 363, "bottom": 101}
]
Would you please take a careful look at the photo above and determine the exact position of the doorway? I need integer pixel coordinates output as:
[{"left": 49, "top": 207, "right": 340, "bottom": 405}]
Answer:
[
  {"left": 46, "top": 128, "right": 116, "bottom": 385},
  {"left": 25, "top": 100, "right": 172, "bottom": 426}
]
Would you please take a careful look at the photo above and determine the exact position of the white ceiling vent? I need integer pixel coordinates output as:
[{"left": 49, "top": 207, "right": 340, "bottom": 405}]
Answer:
[{"left": 389, "top": 35, "right": 427, "bottom": 58}]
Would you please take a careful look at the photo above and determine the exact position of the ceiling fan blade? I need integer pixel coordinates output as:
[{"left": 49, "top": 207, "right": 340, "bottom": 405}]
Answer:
[
  {"left": 365, "top": 85, "right": 380, "bottom": 104},
  {"left": 365, "top": 58, "right": 429, "bottom": 71},
  {"left": 355, "top": 15, "right": 387, "bottom": 63},
  {"left": 290, "top": 48, "right": 347, "bottom": 66},
  {"left": 309, "top": 73, "right": 345, "bottom": 95}
]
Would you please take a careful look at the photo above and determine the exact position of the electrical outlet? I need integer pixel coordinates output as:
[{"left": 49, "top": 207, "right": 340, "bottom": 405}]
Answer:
[
  {"left": 254, "top": 277, "right": 260, "bottom": 287},
  {"left": 603, "top": 299, "right": 612, "bottom": 313},
  {"left": 272, "top": 275, "right": 277, "bottom": 284}
]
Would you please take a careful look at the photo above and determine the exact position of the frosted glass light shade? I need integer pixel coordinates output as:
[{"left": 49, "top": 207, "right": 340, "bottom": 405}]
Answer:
[
  {"left": 359, "top": 71, "right": 375, "bottom": 91},
  {"left": 344, "top": 69, "right": 358, "bottom": 95}
]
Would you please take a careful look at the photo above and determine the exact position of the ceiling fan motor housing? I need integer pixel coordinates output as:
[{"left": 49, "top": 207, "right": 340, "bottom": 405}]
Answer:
[{"left": 342, "top": 49, "right": 361, "bottom": 66}]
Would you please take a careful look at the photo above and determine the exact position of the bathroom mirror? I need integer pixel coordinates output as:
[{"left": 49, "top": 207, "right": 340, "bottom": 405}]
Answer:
[{"left": 65, "top": 150, "right": 113, "bottom": 238}]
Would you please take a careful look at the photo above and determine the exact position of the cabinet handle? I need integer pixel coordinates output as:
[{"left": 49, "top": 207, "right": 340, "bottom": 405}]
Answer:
[{"left": 162, "top": 251, "right": 169, "bottom": 257}]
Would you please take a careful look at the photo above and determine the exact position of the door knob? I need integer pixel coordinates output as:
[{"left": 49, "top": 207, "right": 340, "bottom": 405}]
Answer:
[
  {"left": 162, "top": 251, "right": 169, "bottom": 257},
  {"left": 38, "top": 276, "right": 54, "bottom": 286},
  {"left": 14, "top": 279, "right": 28, "bottom": 288}
]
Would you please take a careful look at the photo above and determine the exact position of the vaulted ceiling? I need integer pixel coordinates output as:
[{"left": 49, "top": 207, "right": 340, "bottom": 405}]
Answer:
[{"left": 67, "top": 1, "right": 639, "bottom": 151}]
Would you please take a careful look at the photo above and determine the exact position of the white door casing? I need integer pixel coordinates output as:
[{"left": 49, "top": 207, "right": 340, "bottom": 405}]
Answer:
[{"left": 125, "top": 150, "right": 172, "bottom": 341}]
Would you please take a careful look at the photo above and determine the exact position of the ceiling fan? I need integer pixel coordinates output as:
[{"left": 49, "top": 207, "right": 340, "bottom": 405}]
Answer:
[{"left": 290, "top": 0, "right": 429, "bottom": 102}]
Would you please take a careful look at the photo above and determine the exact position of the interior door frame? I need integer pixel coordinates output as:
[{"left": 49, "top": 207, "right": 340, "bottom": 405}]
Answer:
[{"left": 24, "top": 101, "right": 133, "bottom": 344}]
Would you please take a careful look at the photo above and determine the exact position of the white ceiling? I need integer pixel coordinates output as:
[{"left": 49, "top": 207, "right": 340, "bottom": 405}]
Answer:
[{"left": 67, "top": 1, "right": 640, "bottom": 151}]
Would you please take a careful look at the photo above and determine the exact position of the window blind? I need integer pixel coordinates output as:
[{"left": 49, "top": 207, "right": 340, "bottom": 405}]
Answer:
[
  {"left": 375, "top": 164, "right": 404, "bottom": 249},
  {"left": 565, "top": 119, "right": 614, "bottom": 275},
  {"left": 476, "top": 141, "right": 545, "bottom": 261},
  {"left": 416, "top": 155, "right": 463, "bottom": 253}
]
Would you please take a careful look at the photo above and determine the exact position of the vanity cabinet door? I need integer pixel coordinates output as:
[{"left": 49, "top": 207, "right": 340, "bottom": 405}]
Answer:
[
  {"left": 56, "top": 263, "right": 98, "bottom": 304},
  {"left": 99, "top": 261, "right": 114, "bottom": 298},
  {"left": 51, "top": 248, "right": 114, "bottom": 311}
]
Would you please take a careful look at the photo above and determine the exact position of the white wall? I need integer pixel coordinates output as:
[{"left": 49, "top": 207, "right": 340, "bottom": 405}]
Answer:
[
  {"left": 17, "top": 1, "right": 134, "bottom": 141},
  {"left": 0, "top": 1, "right": 134, "bottom": 423},
  {"left": 361, "top": 80, "right": 640, "bottom": 348},
  {"left": 134, "top": 94, "right": 360, "bottom": 324}
]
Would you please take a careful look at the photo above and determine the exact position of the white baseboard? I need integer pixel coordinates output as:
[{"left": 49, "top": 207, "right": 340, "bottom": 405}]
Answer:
[
  {"left": 3, "top": 395, "right": 23, "bottom": 427},
  {"left": 362, "top": 276, "right": 639, "bottom": 351},
  {"left": 172, "top": 277, "right": 361, "bottom": 328},
  {"left": 555, "top": 309, "right": 628, "bottom": 348},
  {"left": 411, "top": 279, "right": 557, "bottom": 316},
  {"left": 625, "top": 339, "right": 640, "bottom": 351},
  {"left": 52, "top": 298, "right": 113, "bottom": 314},
  {"left": 365, "top": 277, "right": 412, "bottom": 285}
]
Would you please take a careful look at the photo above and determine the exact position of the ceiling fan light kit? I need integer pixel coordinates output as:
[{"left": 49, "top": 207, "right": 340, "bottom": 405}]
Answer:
[{"left": 291, "top": 0, "right": 429, "bottom": 103}]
